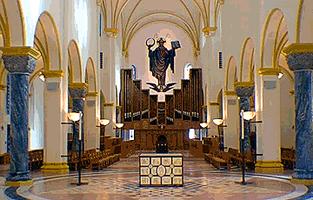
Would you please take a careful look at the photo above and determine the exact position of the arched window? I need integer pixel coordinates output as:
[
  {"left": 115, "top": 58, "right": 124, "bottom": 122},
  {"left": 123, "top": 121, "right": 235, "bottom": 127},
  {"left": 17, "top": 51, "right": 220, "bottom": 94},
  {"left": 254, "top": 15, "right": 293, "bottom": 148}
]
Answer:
[
  {"left": 184, "top": 63, "right": 192, "bottom": 79},
  {"left": 132, "top": 64, "right": 136, "bottom": 79}
]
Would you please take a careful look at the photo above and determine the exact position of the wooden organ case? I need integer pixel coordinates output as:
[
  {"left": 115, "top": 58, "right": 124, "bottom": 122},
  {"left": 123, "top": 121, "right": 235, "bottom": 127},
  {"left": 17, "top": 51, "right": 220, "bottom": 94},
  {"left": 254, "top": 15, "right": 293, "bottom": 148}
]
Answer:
[{"left": 120, "top": 68, "right": 204, "bottom": 150}]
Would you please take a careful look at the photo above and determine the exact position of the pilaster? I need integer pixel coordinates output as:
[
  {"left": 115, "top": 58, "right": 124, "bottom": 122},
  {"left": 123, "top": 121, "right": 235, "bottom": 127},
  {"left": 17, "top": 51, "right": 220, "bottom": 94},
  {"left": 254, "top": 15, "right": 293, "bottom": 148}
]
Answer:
[
  {"left": 101, "top": 28, "right": 118, "bottom": 136},
  {"left": 1, "top": 46, "right": 40, "bottom": 186},
  {"left": 84, "top": 92, "right": 99, "bottom": 150},
  {"left": 41, "top": 70, "right": 69, "bottom": 174},
  {"left": 224, "top": 91, "right": 239, "bottom": 150},
  {"left": 284, "top": 43, "right": 313, "bottom": 185},
  {"left": 255, "top": 69, "right": 283, "bottom": 173}
]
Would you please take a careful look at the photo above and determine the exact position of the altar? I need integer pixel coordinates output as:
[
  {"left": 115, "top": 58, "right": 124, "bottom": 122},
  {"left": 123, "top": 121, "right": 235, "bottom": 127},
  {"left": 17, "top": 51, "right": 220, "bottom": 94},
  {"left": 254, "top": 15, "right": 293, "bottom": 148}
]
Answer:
[{"left": 139, "top": 153, "right": 183, "bottom": 186}]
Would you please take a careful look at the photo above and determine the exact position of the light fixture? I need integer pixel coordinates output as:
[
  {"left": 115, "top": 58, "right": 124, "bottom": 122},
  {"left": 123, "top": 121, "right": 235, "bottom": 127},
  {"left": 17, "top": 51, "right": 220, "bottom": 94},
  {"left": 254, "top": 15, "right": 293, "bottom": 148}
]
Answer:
[
  {"left": 200, "top": 122, "right": 208, "bottom": 128},
  {"left": 68, "top": 112, "right": 81, "bottom": 122},
  {"left": 242, "top": 111, "right": 256, "bottom": 121},
  {"left": 99, "top": 119, "right": 110, "bottom": 126},
  {"left": 115, "top": 123, "right": 124, "bottom": 129},
  {"left": 39, "top": 74, "right": 45, "bottom": 82},
  {"left": 278, "top": 72, "right": 284, "bottom": 79},
  {"left": 213, "top": 118, "right": 223, "bottom": 126}
]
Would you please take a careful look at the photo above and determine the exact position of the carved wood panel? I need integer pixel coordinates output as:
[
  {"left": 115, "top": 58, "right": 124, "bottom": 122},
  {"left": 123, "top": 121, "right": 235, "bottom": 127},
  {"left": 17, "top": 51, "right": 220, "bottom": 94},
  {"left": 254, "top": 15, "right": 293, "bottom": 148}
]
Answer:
[
  {"left": 165, "top": 95, "right": 174, "bottom": 125},
  {"left": 150, "top": 95, "right": 158, "bottom": 125},
  {"left": 181, "top": 80, "right": 190, "bottom": 120},
  {"left": 174, "top": 89, "right": 182, "bottom": 119},
  {"left": 132, "top": 80, "right": 142, "bottom": 121},
  {"left": 121, "top": 69, "right": 133, "bottom": 122},
  {"left": 141, "top": 89, "right": 150, "bottom": 119}
]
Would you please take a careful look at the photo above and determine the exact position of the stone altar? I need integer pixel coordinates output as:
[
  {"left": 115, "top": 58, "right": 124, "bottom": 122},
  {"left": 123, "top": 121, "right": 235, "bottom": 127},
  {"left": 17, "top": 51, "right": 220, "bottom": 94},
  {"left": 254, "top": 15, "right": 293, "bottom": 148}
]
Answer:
[{"left": 139, "top": 153, "right": 183, "bottom": 186}]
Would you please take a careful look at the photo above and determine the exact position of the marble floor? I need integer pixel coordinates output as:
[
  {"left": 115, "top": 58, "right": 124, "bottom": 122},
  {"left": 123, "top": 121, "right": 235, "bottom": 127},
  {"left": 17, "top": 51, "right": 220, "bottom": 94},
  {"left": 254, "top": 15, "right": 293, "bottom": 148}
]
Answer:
[{"left": 0, "top": 152, "right": 310, "bottom": 200}]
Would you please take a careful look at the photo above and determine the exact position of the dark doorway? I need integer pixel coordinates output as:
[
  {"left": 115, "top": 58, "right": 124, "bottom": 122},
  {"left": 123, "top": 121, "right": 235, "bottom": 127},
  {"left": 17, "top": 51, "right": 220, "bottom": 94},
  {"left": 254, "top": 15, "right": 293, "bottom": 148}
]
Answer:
[{"left": 156, "top": 135, "right": 168, "bottom": 153}]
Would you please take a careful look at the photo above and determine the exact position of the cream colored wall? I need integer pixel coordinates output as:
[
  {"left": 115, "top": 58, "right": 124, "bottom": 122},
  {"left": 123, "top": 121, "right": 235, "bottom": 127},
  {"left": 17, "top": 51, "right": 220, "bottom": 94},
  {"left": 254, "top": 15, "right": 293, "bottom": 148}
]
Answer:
[
  {"left": 128, "top": 22, "right": 195, "bottom": 101},
  {"left": 280, "top": 76, "right": 295, "bottom": 148},
  {"left": 29, "top": 78, "right": 45, "bottom": 150},
  {"left": 204, "top": 0, "right": 298, "bottom": 147}
]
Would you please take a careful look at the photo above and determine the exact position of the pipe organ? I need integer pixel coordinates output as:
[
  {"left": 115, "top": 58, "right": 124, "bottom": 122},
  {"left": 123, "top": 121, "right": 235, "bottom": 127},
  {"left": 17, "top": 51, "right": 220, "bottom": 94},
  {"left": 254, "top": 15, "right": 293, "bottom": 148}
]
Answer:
[{"left": 120, "top": 68, "right": 204, "bottom": 150}]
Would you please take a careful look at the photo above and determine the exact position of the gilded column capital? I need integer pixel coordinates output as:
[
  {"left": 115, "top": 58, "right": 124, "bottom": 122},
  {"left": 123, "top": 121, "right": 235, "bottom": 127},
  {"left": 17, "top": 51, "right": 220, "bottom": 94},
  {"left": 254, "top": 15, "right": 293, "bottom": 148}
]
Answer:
[
  {"left": 258, "top": 68, "right": 281, "bottom": 76},
  {"left": 42, "top": 70, "right": 64, "bottom": 78},
  {"left": 283, "top": 43, "right": 313, "bottom": 71},
  {"left": 69, "top": 83, "right": 88, "bottom": 99},
  {"left": 0, "top": 84, "right": 5, "bottom": 90},
  {"left": 224, "top": 90, "right": 236, "bottom": 96},
  {"left": 122, "top": 49, "right": 128, "bottom": 57},
  {"left": 1, "top": 47, "right": 40, "bottom": 60},
  {"left": 235, "top": 82, "right": 254, "bottom": 97},
  {"left": 86, "top": 91, "right": 98, "bottom": 97},
  {"left": 104, "top": 28, "right": 118, "bottom": 38},
  {"left": 202, "top": 26, "right": 217, "bottom": 36},
  {"left": 2, "top": 56, "right": 35, "bottom": 74}
]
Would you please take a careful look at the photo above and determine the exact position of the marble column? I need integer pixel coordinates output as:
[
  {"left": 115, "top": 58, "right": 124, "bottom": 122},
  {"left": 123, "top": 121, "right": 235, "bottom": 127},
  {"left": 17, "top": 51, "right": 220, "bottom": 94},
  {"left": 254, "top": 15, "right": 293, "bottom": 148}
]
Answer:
[
  {"left": 235, "top": 82, "right": 254, "bottom": 152},
  {"left": 84, "top": 92, "right": 98, "bottom": 150},
  {"left": 224, "top": 91, "right": 240, "bottom": 150},
  {"left": 255, "top": 69, "right": 283, "bottom": 173},
  {"left": 284, "top": 43, "right": 313, "bottom": 185},
  {"left": 41, "top": 71, "right": 69, "bottom": 173},
  {"left": 69, "top": 83, "right": 87, "bottom": 152},
  {"left": 1, "top": 47, "right": 40, "bottom": 186}
]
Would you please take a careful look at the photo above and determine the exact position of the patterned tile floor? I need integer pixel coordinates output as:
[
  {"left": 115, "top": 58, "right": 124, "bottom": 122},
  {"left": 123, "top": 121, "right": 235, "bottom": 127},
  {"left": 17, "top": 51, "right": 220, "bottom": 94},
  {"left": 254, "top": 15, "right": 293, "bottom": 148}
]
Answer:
[{"left": 0, "top": 152, "right": 309, "bottom": 200}]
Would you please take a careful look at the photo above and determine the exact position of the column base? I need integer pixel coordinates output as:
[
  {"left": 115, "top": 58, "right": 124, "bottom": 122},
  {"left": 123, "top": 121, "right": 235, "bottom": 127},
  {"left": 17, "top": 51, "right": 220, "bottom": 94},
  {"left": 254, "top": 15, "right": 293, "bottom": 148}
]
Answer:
[
  {"left": 255, "top": 161, "right": 284, "bottom": 173},
  {"left": 291, "top": 178, "right": 313, "bottom": 185},
  {"left": 41, "top": 162, "right": 69, "bottom": 174},
  {"left": 5, "top": 180, "right": 33, "bottom": 186}
]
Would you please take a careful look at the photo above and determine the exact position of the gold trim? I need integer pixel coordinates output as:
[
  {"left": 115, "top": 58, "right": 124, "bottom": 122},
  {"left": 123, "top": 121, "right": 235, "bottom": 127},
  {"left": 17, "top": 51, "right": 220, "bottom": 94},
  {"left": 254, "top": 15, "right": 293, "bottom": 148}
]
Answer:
[
  {"left": 209, "top": 102, "right": 219, "bottom": 106},
  {"left": 86, "top": 57, "right": 97, "bottom": 92},
  {"left": 260, "top": 9, "right": 283, "bottom": 68},
  {"left": 69, "top": 82, "right": 88, "bottom": 90},
  {"left": 290, "top": 90, "right": 295, "bottom": 95},
  {"left": 283, "top": 43, "right": 313, "bottom": 56},
  {"left": 202, "top": 26, "right": 217, "bottom": 36},
  {"left": 104, "top": 28, "right": 119, "bottom": 37},
  {"left": 225, "top": 56, "right": 237, "bottom": 91},
  {"left": 296, "top": 0, "right": 304, "bottom": 43},
  {"left": 255, "top": 161, "right": 284, "bottom": 173},
  {"left": 86, "top": 91, "right": 98, "bottom": 97},
  {"left": 0, "top": 84, "right": 5, "bottom": 90},
  {"left": 104, "top": 102, "right": 114, "bottom": 107},
  {"left": 291, "top": 178, "right": 313, "bottom": 186},
  {"left": 41, "top": 162, "right": 69, "bottom": 174},
  {"left": 42, "top": 70, "right": 64, "bottom": 78},
  {"left": 258, "top": 68, "right": 281, "bottom": 76},
  {"left": 239, "top": 37, "right": 254, "bottom": 82},
  {"left": 1, "top": 47, "right": 41, "bottom": 60},
  {"left": 6, "top": 180, "right": 33, "bottom": 186},
  {"left": 116, "top": 105, "right": 122, "bottom": 109},
  {"left": 234, "top": 81, "right": 254, "bottom": 88},
  {"left": 224, "top": 90, "right": 236, "bottom": 96}
]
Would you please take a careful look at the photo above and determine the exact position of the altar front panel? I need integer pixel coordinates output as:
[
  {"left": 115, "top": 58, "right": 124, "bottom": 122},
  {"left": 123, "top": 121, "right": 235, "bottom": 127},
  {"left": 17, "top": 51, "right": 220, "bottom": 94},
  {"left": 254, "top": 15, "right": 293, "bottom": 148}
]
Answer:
[{"left": 139, "top": 153, "right": 183, "bottom": 186}]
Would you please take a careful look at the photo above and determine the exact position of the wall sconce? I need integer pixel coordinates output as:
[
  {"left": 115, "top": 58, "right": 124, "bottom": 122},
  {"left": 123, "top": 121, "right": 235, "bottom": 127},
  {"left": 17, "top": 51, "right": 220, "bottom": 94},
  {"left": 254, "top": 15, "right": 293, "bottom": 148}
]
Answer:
[
  {"left": 242, "top": 111, "right": 256, "bottom": 121},
  {"left": 68, "top": 112, "right": 81, "bottom": 122},
  {"left": 213, "top": 118, "right": 223, "bottom": 126},
  {"left": 115, "top": 123, "right": 124, "bottom": 129},
  {"left": 97, "top": 119, "right": 110, "bottom": 127},
  {"left": 200, "top": 122, "right": 208, "bottom": 128}
]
